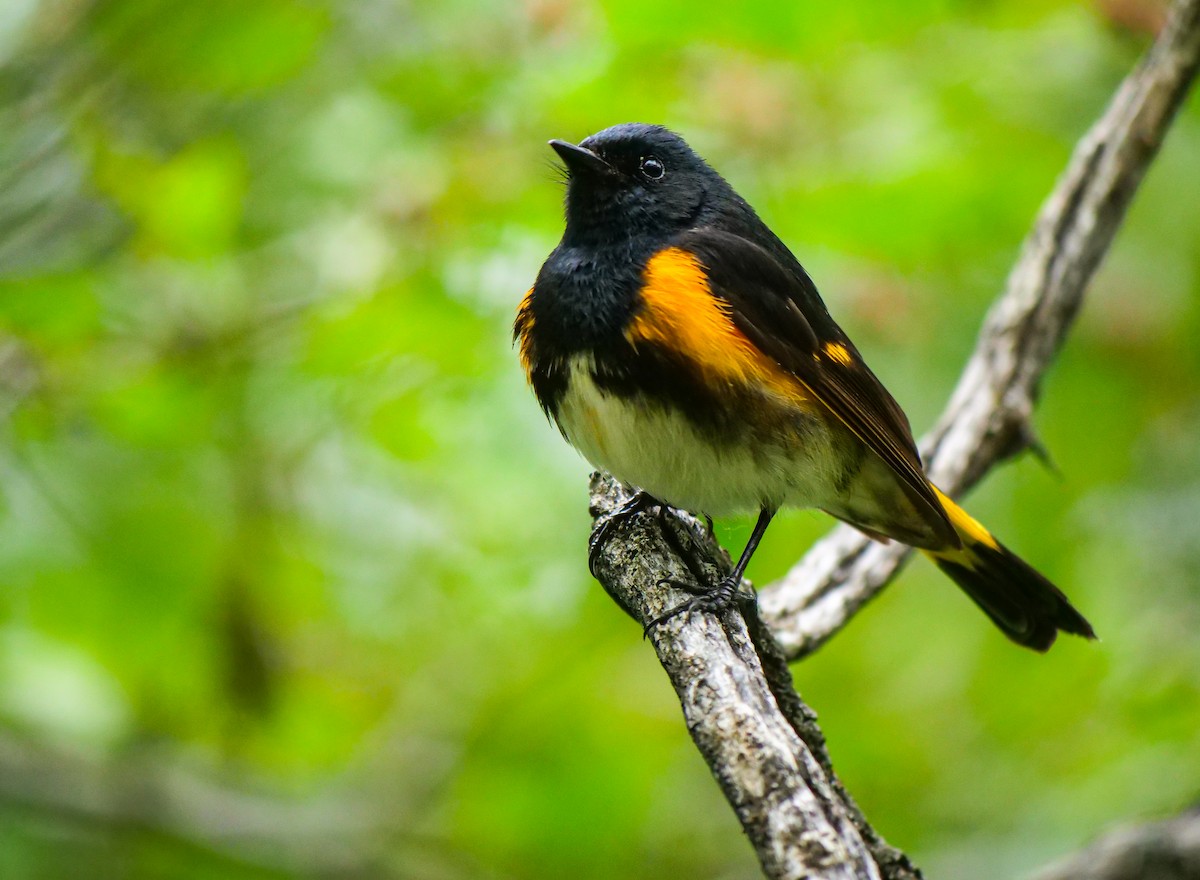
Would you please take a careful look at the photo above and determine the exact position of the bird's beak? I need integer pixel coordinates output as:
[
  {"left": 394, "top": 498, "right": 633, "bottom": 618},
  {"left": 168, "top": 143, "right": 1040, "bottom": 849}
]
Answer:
[{"left": 549, "top": 139, "right": 612, "bottom": 177}]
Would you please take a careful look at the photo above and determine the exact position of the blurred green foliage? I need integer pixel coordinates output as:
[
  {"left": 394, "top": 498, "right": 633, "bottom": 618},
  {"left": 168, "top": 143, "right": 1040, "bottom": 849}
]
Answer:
[{"left": 0, "top": 0, "right": 1198, "bottom": 877}]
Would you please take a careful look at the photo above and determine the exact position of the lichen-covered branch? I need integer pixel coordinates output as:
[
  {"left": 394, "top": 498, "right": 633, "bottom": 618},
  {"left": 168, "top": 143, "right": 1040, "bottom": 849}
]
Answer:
[
  {"left": 758, "top": 0, "right": 1200, "bottom": 659},
  {"left": 585, "top": 1, "right": 1200, "bottom": 877}
]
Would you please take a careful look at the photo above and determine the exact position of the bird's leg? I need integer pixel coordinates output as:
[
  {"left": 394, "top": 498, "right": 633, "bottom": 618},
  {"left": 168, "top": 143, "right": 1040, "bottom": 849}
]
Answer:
[
  {"left": 588, "top": 490, "right": 659, "bottom": 577},
  {"left": 646, "top": 508, "right": 775, "bottom": 635},
  {"left": 654, "top": 504, "right": 713, "bottom": 588}
]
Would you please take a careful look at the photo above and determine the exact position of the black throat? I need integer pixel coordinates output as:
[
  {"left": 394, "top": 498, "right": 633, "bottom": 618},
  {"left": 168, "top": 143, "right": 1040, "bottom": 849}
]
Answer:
[{"left": 529, "top": 235, "right": 659, "bottom": 357}]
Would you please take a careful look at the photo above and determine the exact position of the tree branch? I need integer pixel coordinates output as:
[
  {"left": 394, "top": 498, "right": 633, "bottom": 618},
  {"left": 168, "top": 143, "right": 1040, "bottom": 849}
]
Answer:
[
  {"left": 588, "top": 475, "right": 913, "bottom": 880},
  {"left": 586, "top": 1, "right": 1200, "bottom": 876},
  {"left": 1030, "top": 809, "right": 1200, "bottom": 880},
  {"left": 758, "top": 0, "right": 1200, "bottom": 659}
]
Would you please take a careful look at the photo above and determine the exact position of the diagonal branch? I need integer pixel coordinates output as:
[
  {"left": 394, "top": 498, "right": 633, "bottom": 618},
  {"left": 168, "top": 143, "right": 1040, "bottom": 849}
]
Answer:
[
  {"left": 587, "top": 1, "right": 1200, "bottom": 877},
  {"left": 758, "top": 0, "right": 1200, "bottom": 659},
  {"left": 588, "top": 474, "right": 917, "bottom": 880}
]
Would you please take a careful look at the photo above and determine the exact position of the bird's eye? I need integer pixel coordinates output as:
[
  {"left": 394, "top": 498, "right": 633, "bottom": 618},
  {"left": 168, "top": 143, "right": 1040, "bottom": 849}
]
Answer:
[{"left": 639, "top": 156, "right": 665, "bottom": 180}]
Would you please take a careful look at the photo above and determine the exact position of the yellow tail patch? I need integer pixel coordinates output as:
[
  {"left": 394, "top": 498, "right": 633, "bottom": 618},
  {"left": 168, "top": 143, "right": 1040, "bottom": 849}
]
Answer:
[
  {"left": 922, "top": 486, "right": 1094, "bottom": 650},
  {"left": 930, "top": 485, "right": 999, "bottom": 554}
]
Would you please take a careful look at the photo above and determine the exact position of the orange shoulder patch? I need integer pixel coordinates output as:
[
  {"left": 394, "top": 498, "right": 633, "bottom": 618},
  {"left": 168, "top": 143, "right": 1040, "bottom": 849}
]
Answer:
[{"left": 627, "top": 247, "right": 808, "bottom": 403}]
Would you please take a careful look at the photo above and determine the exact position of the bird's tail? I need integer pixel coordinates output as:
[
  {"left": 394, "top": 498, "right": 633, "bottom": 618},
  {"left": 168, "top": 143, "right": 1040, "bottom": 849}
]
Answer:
[{"left": 923, "top": 487, "right": 1095, "bottom": 652}]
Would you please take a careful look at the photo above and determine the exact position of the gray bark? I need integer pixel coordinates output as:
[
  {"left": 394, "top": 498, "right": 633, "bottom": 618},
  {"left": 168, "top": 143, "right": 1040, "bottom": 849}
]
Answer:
[{"left": 589, "top": 477, "right": 917, "bottom": 880}]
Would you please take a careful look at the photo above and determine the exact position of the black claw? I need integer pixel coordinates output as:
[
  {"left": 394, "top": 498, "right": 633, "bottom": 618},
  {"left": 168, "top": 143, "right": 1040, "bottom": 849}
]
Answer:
[
  {"left": 643, "top": 508, "right": 774, "bottom": 639},
  {"left": 655, "top": 576, "right": 707, "bottom": 597},
  {"left": 588, "top": 491, "right": 657, "bottom": 577},
  {"left": 643, "top": 574, "right": 747, "bottom": 636}
]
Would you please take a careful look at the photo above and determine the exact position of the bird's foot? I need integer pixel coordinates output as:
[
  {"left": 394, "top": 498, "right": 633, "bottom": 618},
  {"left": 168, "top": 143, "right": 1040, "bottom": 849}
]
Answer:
[
  {"left": 588, "top": 491, "right": 658, "bottom": 577},
  {"left": 643, "top": 574, "right": 753, "bottom": 637}
]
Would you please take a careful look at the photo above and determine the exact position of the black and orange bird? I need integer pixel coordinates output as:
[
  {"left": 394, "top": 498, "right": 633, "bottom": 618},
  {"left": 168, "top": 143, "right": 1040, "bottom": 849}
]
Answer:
[{"left": 514, "top": 123, "right": 1095, "bottom": 651}]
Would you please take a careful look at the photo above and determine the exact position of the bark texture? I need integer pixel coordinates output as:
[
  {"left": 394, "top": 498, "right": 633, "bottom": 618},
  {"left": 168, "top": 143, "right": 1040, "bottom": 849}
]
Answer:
[
  {"left": 586, "top": 1, "right": 1200, "bottom": 876},
  {"left": 590, "top": 477, "right": 918, "bottom": 880}
]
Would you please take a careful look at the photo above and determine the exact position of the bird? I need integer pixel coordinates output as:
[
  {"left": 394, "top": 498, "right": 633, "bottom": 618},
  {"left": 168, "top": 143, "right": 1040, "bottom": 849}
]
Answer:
[{"left": 514, "top": 122, "right": 1095, "bottom": 651}]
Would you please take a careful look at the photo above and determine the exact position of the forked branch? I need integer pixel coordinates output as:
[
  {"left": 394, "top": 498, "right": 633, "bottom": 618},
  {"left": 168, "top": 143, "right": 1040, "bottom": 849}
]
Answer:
[
  {"left": 587, "top": 1, "right": 1200, "bottom": 877},
  {"left": 759, "top": 0, "right": 1200, "bottom": 658}
]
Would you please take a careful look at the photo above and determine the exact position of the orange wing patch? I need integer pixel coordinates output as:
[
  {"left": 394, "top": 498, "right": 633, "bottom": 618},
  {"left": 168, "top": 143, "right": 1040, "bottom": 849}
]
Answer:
[{"left": 627, "top": 248, "right": 809, "bottom": 404}]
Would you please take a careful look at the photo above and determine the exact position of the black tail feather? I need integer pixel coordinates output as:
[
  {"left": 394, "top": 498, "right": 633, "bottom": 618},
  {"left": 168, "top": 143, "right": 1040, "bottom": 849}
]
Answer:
[{"left": 932, "top": 541, "right": 1095, "bottom": 652}]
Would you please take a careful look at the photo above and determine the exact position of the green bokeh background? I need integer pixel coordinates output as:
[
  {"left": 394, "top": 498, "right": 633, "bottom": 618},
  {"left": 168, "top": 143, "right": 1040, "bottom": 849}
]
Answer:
[{"left": 1, "top": 0, "right": 1198, "bottom": 877}]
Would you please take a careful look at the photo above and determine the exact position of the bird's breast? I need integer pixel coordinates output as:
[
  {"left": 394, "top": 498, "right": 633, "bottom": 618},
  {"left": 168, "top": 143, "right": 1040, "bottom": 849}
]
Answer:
[{"left": 554, "top": 355, "right": 842, "bottom": 516}]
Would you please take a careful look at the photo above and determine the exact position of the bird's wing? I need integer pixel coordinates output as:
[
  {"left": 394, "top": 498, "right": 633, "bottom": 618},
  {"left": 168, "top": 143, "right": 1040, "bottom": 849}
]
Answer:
[{"left": 673, "top": 227, "right": 955, "bottom": 543}]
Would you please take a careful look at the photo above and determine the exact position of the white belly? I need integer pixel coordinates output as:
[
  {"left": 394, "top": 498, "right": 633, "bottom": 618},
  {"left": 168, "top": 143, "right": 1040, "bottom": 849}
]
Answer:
[{"left": 554, "top": 358, "right": 842, "bottom": 516}]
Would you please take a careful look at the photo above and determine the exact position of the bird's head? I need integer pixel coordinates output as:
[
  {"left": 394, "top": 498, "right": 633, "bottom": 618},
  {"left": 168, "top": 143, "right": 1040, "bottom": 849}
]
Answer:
[{"left": 551, "top": 123, "right": 723, "bottom": 246}]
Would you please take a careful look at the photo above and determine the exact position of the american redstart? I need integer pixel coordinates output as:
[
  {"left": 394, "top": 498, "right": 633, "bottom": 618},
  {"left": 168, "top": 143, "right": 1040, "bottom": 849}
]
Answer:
[{"left": 515, "top": 123, "right": 1094, "bottom": 652}]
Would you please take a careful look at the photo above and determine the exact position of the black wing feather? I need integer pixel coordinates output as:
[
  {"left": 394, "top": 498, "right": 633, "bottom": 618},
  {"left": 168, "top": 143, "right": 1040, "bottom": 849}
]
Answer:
[{"left": 676, "top": 228, "right": 956, "bottom": 544}]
